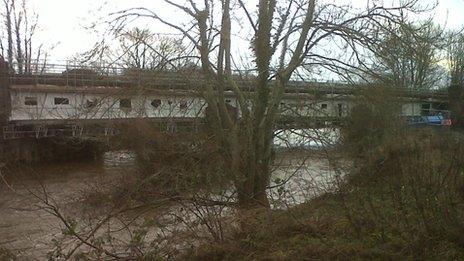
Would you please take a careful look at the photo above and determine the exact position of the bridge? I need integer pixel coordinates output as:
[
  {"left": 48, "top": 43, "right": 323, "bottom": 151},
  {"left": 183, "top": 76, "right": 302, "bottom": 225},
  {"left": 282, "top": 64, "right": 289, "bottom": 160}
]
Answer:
[{"left": 0, "top": 62, "right": 450, "bottom": 141}]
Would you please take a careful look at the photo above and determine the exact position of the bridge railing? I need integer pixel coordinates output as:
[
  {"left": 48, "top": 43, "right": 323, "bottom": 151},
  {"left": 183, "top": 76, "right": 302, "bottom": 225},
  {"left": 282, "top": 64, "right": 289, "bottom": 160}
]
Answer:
[
  {"left": 7, "top": 62, "right": 449, "bottom": 98},
  {"left": 2, "top": 124, "right": 119, "bottom": 140},
  {"left": 9, "top": 62, "right": 198, "bottom": 89}
]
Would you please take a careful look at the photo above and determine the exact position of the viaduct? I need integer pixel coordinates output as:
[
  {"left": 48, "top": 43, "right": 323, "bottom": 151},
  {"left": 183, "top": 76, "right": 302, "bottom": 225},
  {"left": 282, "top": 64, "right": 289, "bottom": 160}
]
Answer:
[{"left": 0, "top": 62, "right": 450, "bottom": 165}]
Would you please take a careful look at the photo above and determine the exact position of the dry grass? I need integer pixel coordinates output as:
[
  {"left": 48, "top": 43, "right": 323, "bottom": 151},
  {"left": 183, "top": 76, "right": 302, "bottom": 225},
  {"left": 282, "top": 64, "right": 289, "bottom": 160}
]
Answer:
[{"left": 189, "top": 129, "right": 464, "bottom": 260}]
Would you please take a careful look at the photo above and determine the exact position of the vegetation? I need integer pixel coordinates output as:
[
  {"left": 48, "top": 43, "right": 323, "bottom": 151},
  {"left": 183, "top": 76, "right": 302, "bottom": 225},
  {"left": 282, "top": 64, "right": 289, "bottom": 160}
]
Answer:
[
  {"left": 369, "top": 20, "right": 446, "bottom": 90},
  {"left": 104, "top": 0, "right": 433, "bottom": 211},
  {"left": 2, "top": 0, "right": 464, "bottom": 260},
  {"left": 190, "top": 103, "right": 464, "bottom": 260},
  {"left": 0, "top": 0, "right": 48, "bottom": 73},
  {"left": 448, "top": 30, "right": 464, "bottom": 128}
]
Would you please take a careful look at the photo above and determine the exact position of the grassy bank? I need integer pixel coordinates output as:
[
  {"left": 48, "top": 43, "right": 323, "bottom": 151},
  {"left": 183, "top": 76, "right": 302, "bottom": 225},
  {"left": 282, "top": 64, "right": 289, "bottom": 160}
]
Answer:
[{"left": 191, "top": 129, "right": 464, "bottom": 260}]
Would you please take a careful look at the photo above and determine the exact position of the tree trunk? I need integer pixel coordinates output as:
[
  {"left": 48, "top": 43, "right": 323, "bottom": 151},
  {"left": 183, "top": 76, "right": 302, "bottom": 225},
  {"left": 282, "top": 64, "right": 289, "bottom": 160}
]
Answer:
[
  {"left": 0, "top": 59, "right": 11, "bottom": 125},
  {"left": 449, "top": 84, "right": 464, "bottom": 129},
  {"left": 5, "top": 0, "right": 14, "bottom": 69}
]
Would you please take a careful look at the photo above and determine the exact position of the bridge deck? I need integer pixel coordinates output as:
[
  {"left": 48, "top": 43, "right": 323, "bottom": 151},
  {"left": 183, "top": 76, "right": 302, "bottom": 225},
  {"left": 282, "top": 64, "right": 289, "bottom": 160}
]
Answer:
[
  {"left": 2, "top": 115, "right": 342, "bottom": 140},
  {"left": 0, "top": 63, "right": 450, "bottom": 141},
  {"left": 7, "top": 62, "right": 448, "bottom": 100}
]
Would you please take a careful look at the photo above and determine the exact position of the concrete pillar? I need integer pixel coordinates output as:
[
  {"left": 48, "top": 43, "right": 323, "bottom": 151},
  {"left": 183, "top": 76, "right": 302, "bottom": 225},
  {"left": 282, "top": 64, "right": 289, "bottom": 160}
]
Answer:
[{"left": 0, "top": 59, "right": 11, "bottom": 135}]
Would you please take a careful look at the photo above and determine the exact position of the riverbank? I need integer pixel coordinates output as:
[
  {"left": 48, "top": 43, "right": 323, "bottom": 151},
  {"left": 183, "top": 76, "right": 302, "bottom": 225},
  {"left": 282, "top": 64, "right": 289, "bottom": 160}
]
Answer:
[
  {"left": 3, "top": 129, "right": 462, "bottom": 260},
  {"left": 191, "top": 130, "right": 464, "bottom": 260}
]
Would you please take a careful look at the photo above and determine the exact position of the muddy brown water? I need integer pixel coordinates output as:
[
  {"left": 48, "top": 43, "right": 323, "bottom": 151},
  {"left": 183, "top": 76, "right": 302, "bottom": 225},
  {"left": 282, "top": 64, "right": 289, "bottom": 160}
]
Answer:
[
  {"left": 0, "top": 150, "right": 340, "bottom": 259},
  {"left": 0, "top": 151, "right": 135, "bottom": 259}
]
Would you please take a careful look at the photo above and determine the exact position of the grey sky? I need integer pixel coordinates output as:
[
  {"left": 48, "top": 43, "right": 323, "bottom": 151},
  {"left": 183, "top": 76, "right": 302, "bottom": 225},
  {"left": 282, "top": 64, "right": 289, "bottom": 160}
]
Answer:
[{"left": 30, "top": 0, "right": 464, "bottom": 61}]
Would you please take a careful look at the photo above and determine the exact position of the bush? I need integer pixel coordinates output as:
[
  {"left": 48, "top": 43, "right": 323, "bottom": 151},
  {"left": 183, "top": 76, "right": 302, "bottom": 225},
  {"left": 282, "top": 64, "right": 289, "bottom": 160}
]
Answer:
[
  {"left": 341, "top": 86, "right": 404, "bottom": 158},
  {"left": 341, "top": 86, "right": 464, "bottom": 258},
  {"left": 344, "top": 129, "right": 464, "bottom": 257},
  {"left": 189, "top": 99, "right": 464, "bottom": 259},
  {"left": 90, "top": 120, "right": 233, "bottom": 207}
]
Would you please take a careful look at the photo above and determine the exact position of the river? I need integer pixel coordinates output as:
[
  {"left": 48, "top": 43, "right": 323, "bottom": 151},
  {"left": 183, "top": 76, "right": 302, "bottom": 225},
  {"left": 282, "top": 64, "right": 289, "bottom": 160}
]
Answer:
[
  {"left": 0, "top": 141, "right": 343, "bottom": 259},
  {"left": 0, "top": 151, "right": 135, "bottom": 259}
]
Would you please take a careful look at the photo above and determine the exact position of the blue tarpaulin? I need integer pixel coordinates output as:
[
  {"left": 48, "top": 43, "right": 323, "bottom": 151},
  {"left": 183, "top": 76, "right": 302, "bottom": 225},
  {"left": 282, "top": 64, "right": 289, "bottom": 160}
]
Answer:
[{"left": 406, "top": 115, "right": 447, "bottom": 126}]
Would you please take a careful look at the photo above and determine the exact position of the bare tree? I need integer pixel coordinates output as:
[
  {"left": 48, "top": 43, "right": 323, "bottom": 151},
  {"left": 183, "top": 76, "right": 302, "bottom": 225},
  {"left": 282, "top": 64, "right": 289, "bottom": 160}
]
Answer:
[
  {"left": 369, "top": 20, "right": 445, "bottom": 90},
  {"left": 448, "top": 31, "right": 464, "bottom": 87},
  {"left": 114, "top": 28, "right": 189, "bottom": 70},
  {"left": 2, "top": 0, "right": 14, "bottom": 66},
  {"left": 108, "top": 0, "right": 428, "bottom": 210},
  {"left": 80, "top": 27, "right": 193, "bottom": 73},
  {"left": 447, "top": 30, "right": 464, "bottom": 127},
  {"left": 1, "top": 0, "right": 46, "bottom": 73}
]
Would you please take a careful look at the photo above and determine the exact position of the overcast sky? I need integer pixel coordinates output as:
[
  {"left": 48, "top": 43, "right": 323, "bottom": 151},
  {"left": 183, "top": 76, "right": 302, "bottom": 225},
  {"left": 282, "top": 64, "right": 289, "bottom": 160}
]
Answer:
[{"left": 30, "top": 0, "right": 464, "bottom": 61}]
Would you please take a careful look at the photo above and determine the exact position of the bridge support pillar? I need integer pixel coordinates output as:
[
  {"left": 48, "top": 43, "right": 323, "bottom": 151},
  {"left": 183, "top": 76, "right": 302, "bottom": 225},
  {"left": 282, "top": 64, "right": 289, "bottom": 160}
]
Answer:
[
  {"left": 0, "top": 59, "right": 11, "bottom": 129},
  {"left": 0, "top": 138, "right": 106, "bottom": 167}
]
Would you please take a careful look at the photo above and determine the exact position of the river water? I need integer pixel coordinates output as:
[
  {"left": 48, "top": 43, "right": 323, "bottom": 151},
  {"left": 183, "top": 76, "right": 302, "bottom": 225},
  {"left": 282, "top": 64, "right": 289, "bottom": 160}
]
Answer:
[
  {"left": 0, "top": 131, "right": 343, "bottom": 259},
  {"left": 0, "top": 151, "right": 136, "bottom": 259}
]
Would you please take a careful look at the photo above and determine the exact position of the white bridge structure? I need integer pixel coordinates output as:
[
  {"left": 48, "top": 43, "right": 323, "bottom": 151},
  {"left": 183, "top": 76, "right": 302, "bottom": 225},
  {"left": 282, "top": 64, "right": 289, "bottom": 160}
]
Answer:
[{"left": 0, "top": 63, "right": 449, "bottom": 140}]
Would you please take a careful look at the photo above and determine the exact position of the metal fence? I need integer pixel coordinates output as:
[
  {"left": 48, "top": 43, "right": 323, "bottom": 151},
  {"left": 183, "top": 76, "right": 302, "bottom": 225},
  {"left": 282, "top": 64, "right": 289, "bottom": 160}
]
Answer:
[
  {"left": 7, "top": 62, "right": 449, "bottom": 99},
  {"left": 2, "top": 124, "right": 119, "bottom": 140}
]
